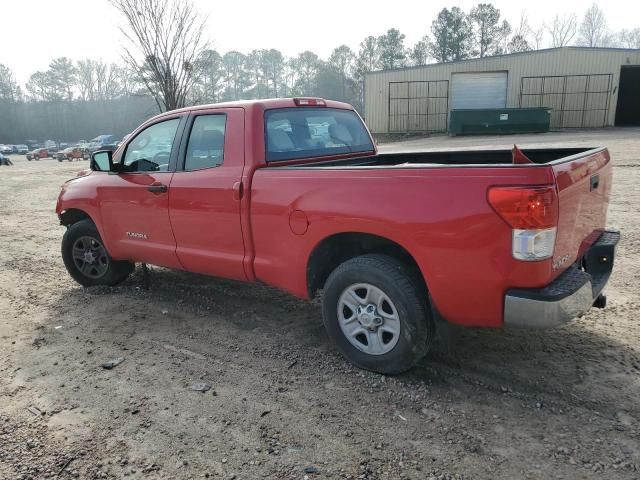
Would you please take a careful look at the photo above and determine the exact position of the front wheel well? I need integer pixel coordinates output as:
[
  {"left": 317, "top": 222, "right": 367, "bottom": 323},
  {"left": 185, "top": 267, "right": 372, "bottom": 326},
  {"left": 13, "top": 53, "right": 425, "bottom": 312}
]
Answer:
[
  {"left": 59, "top": 208, "right": 92, "bottom": 227},
  {"left": 307, "top": 232, "right": 427, "bottom": 299}
]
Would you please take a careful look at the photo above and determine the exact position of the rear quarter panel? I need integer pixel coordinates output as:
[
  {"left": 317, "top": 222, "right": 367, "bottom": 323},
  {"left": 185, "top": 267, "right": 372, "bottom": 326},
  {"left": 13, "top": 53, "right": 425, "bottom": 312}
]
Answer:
[{"left": 250, "top": 165, "right": 556, "bottom": 327}]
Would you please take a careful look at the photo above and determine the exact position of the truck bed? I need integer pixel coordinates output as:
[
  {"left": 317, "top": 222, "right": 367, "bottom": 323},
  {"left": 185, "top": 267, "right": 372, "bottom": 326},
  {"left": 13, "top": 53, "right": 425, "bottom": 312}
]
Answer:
[
  {"left": 252, "top": 144, "right": 612, "bottom": 328},
  {"left": 282, "top": 147, "right": 598, "bottom": 168}
]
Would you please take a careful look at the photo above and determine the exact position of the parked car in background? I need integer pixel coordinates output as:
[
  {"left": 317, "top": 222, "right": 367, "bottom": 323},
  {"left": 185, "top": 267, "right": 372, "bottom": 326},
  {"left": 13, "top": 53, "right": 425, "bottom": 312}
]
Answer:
[
  {"left": 17, "top": 144, "right": 29, "bottom": 154},
  {"left": 88, "top": 135, "right": 115, "bottom": 153},
  {"left": 57, "top": 147, "right": 89, "bottom": 161},
  {"left": 0, "top": 145, "right": 12, "bottom": 155},
  {"left": 26, "top": 148, "right": 50, "bottom": 160}
]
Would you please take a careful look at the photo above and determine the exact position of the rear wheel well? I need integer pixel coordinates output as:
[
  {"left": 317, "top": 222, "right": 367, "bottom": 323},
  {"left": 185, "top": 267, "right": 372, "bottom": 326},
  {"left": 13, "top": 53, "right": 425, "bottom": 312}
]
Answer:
[
  {"left": 59, "top": 208, "right": 92, "bottom": 227},
  {"left": 307, "top": 233, "right": 427, "bottom": 299}
]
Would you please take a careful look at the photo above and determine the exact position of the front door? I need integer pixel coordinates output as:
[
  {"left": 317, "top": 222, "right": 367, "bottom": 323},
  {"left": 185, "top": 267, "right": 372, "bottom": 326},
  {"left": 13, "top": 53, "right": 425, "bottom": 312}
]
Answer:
[
  {"left": 98, "top": 116, "right": 184, "bottom": 268},
  {"left": 168, "top": 108, "right": 247, "bottom": 281}
]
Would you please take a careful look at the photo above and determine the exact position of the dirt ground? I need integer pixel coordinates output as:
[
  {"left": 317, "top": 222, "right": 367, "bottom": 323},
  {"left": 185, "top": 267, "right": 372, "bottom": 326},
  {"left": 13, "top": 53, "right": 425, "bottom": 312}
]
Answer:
[{"left": 1, "top": 129, "right": 639, "bottom": 480}]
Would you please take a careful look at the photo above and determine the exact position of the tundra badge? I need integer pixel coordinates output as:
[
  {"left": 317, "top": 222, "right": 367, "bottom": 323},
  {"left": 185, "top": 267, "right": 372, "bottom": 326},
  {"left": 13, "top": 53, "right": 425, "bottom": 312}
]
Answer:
[{"left": 126, "top": 231, "right": 148, "bottom": 239}]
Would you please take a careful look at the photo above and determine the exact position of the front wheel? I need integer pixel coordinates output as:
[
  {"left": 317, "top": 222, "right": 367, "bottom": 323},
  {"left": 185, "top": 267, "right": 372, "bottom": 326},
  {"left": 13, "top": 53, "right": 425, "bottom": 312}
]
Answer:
[
  {"left": 322, "top": 254, "right": 434, "bottom": 375},
  {"left": 61, "top": 219, "right": 133, "bottom": 287}
]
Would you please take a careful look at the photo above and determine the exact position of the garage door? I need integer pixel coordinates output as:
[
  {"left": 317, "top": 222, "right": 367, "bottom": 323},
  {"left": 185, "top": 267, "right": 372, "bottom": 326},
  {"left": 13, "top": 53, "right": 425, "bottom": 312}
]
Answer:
[{"left": 451, "top": 72, "right": 507, "bottom": 109}]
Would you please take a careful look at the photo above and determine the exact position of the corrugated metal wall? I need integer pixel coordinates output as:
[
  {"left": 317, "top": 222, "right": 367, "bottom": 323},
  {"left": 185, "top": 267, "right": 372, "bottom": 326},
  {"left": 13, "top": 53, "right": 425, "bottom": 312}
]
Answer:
[{"left": 364, "top": 47, "right": 640, "bottom": 133}]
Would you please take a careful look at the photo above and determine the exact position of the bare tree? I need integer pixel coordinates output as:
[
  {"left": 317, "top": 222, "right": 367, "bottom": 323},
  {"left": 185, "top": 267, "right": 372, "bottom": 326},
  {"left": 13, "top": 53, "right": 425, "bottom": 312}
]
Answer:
[
  {"left": 0, "top": 64, "right": 20, "bottom": 102},
  {"left": 26, "top": 71, "right": 56, "bottom": 101},
  {"left": 77, "top": 59, "right": 99, "bottom": 101},
  {"left": 618, "top": 28, "right": 640, "bottom": 49},
  {"left": 110, "top": 0, "right": 208, "bottom": 112},
  {"left": 510, "top": 12, "right": 544, "bottom": 51},
  {"left": 531, "top": 27, "right": 545, "bottom": 50},
  {"left": 115, "top": 65, "right": 141, "bottom": 97},
  {"left": 579, "top": 4, "right": 609, "bottom": 47},
  {"left": 546, "top": 14, "right": 578, "bottom": 47}
]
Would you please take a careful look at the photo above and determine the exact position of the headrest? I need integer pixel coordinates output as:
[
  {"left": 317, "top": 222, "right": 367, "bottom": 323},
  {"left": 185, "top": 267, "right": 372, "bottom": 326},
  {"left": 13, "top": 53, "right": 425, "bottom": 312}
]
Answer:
[
  {"left": 291, "top": 122, "right": 311, "bottom": 140},
  {"left": 198, "top": 129, "right": 224, "bottom": 151},
  {"left": 268, "top": 129, "right": 294, "bottom": 150},
  {"left": 329, "top": 123, "right": 353, "bottom": 144}
]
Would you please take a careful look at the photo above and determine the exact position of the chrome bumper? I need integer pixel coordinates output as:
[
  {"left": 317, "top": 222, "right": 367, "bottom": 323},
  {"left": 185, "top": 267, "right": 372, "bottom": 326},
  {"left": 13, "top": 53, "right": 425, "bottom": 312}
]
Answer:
[{"left": 504, "top": 230, "right": 620, "bottom": 328}]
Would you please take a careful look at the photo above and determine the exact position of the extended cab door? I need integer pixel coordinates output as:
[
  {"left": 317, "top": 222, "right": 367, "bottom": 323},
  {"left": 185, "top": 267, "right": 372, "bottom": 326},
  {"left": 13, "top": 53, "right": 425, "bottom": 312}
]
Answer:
[
  {"left": 168, "top": 108, "right": 247, "bottom": 281},
  {"left": 98, "top": 115, "right": 185, "bottom": 268}
]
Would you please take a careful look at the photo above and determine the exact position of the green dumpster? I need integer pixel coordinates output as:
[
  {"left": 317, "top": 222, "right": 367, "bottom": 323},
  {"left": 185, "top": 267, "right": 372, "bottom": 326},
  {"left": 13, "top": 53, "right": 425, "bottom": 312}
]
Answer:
[{"left": 448, "top": 108, "right": 551, "bottom": 136}]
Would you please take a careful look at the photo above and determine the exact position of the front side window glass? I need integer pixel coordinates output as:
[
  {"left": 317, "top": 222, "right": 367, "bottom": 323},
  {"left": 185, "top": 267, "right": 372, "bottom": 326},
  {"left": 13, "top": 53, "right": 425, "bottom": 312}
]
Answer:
[{"left": 122, "top": 118, "right": 180, "bottom": 172}]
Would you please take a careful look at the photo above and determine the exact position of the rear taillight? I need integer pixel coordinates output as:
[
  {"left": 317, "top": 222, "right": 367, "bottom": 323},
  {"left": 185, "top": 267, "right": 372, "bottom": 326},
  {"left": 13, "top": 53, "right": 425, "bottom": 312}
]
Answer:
[{"left": 488, "top": 186, "right": 558, "bottom": 261}]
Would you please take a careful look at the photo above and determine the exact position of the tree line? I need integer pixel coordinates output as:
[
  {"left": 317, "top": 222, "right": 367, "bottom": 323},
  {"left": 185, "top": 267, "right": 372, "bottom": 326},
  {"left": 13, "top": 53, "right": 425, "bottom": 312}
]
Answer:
[{"left": 0, "top": 1, "right": 638, "bottom": 144}]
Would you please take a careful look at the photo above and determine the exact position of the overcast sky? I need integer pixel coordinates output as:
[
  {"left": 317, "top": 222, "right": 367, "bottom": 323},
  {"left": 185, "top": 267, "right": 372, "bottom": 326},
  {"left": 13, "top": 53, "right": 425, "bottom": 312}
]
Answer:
[{"left": 2, "top": 0, "right": 639, "bottom": 86}]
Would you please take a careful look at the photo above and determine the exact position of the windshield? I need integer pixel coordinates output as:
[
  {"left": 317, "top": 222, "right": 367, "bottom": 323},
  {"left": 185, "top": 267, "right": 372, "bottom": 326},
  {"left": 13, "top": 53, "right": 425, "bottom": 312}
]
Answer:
[{"left": 265, "top": 108, "right": 374, "bottom": 162}]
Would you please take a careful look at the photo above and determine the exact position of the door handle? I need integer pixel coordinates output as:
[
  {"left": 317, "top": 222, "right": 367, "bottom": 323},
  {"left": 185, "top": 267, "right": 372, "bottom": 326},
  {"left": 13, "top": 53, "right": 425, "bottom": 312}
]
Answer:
[
  {"left": 147, "top": 183, "right": 167, "bottom": 194},
  {"left": 232, "top": 181, "right": 243, "bottom": 201}
]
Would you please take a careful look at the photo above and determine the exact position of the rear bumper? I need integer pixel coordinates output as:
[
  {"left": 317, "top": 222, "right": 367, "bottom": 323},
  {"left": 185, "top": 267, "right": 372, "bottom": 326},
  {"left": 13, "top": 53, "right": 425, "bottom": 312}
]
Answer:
[{"left": 504, "top": 230, "right": 620, "bottom": 328}]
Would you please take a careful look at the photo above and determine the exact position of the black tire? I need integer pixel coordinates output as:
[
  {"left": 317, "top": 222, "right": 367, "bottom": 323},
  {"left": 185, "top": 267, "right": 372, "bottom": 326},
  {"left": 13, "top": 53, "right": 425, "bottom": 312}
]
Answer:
[
  {"left": 322, "top": 254, "right": 434, "bottom": 375},
  {"left": 61, "top": 219, "right": 134, "bottom": 287}
]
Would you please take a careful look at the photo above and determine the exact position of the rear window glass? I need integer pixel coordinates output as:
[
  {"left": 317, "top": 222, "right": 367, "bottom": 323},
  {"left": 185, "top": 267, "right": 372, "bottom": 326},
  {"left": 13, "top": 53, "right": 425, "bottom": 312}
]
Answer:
[{"left": 265, "top": 108, "right": 374, "bottom": 162}]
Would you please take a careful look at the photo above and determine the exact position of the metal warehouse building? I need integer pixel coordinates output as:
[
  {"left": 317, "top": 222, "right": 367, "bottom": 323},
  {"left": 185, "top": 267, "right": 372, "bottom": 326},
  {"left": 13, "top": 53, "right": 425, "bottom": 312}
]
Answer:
[{"left": 363, "top": 47, "right": 640, "bottom": 134}]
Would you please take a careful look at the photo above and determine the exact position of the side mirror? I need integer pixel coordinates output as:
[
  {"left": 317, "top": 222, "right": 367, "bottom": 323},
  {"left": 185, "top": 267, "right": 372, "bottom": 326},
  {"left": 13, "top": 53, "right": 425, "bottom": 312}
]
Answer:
[{"left": 90, "top": 150, "right": 119, "bottom": 172}]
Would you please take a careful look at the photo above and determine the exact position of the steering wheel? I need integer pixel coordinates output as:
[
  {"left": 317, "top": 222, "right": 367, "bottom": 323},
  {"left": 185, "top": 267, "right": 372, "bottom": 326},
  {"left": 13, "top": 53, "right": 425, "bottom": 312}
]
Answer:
[
  {"left": 127, "top": 158, "right": 159, "bottom": 172},
  {"left": 153, "top": 151, "right": 170, "bottom": 165}
]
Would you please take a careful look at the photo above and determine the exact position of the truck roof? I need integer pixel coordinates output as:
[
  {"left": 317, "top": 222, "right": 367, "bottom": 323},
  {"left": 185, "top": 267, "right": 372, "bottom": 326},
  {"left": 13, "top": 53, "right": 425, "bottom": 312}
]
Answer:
[{"left": 152, "top": 98, "right": 355, "bottom": 121}]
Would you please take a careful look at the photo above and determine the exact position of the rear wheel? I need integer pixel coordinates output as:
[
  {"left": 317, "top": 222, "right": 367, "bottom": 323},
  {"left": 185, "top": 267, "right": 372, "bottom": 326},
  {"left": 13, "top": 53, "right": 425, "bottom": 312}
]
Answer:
[
  {"left": 61, "top": 220, "right": 133, "bottom": 287},
  {"left": 322, "top": 254, "right": 434, "bottom": 374}
]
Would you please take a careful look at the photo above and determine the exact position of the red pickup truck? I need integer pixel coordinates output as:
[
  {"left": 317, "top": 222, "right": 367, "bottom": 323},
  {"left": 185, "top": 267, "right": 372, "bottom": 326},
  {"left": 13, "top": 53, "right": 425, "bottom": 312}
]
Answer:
[
  {"left": 27, "top": 148, "right": 50, "bottom": 160},
  {"left": 56, "top": 98, "right": 619, "bottom": 374}
]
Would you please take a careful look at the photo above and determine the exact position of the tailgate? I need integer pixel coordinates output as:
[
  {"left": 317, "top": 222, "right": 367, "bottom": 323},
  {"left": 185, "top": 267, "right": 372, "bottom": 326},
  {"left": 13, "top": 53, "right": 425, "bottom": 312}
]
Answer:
[{"left": 551, "top": 148, "right": 612, "bottom": 278}]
